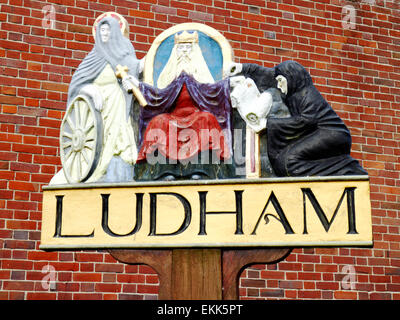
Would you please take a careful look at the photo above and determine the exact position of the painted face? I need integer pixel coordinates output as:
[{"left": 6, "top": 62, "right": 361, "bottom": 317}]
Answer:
[
  {"left": 276, "top": 75, "right": 288, "bottom": 95},
  {"left": 100, "top": 23, "right": 111, "bottom": 43},
  {"left": 176, "top": 43, "right": 193, "bottom": 58}
]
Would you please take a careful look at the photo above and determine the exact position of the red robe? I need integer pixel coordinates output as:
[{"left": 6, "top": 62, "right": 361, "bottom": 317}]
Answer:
[{"left": 137, "top": 84, "right": 230, "bottom": 162}]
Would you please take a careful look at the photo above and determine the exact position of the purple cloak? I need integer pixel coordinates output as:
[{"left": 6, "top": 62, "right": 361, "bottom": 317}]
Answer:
[{"left": 138, "top": 72, "right": 233, "bottom": 152}]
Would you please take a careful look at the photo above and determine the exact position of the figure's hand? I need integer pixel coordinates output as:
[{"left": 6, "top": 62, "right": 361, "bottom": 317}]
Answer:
[
  {"left": 224, "top": 62, "right": 243, "bottom": 78},
  {"left": 122, "top": 79, "right": 131, "bottom": 92},
  {"left": 229, "top": 75, "right": 246, "bottom": 88},
  {"left": 122, "top": 75, "right": 139, "bottom": 92}
]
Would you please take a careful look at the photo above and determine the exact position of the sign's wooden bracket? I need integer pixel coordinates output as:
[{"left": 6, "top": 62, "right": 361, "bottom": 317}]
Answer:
[
  {"left": 109, "top": 248, "right": 292, "bottom": 300},
  {"left": 222, "top": 248, "right": 292, "bottom": 300}
]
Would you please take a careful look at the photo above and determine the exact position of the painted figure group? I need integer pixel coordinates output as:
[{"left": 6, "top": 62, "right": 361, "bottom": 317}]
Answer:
[{"left": 51, "top": 14, "right": 367, "bottom": 185}]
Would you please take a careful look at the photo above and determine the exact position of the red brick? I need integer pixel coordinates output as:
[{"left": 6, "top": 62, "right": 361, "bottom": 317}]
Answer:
[
  {"left": 137, "top": 284, "right": 159, "bottom": 295},
  {"left": 369, "top": 292, "right": 392, "bottom": 300},
  {"left": 316, "top": 281, "right": 339, "bottom": 291},
  {"left": 298, "top": 290, "right": 322, "bottom": 299},
  {"left": 188, "top": 11, "right": 213, "bottom": 21},
  {"left": 73, "top": 273, "right": 102, "bottom": 282},
  {"left": 122, "top": 284, "right": 138, "bottom": 294},
  {"left": 260, "top": 288, "right": 284, "bottom": 298},
  {"left": 95, "top": 283, "right": 122, "bottom": 293},
  {"left": 118, "top": 293, "right": 143, "bottom": 300},
  {"left": 12, "top": 144, "right": 42, "bottom": 155},
  {"left": 279, "top": 280, "right": 303, "bottom": 289},
  {"left": 0, "top": 190, "right": 13, "bottom": 200},
  {"left": 26, "top": 292, "right": 57, "bottom": 300},
  {"left": 6, "top": 219, "right": 37, "bottom": 229},
  {"left": 145, "top": 275, "right": 159, "bottom": 284},
  {"left": 260, "top": 271, "right": 285, "bottom": 280},
  {"left": 334, "top": 291, "right": 358, "bottom": 300},
  {"left": 73, "top": 293, "right": 102, "bottom": 300},
  {"left": 117, "top": 274, "right": 145, "bottom": 284},
  {"left": 2, "top": 260, "right": 33, "bottom": 270},
  {"left": 241, "top": 278, "right": 265, "bottom": 288},
  {"left": 298, "top": 254, "right": 320, "bottom": 263},
  {"left": 27, "top": 251, "right": 58, "bottom": 261},
  {"left": 9, "top": 181, "right": 39, "bottom": 192},
  {"left": 4, "top": 239, "right": 35, "bottom": 249},
  {"left": 3, "top": 281, "right": 34, "bottom": 291}
]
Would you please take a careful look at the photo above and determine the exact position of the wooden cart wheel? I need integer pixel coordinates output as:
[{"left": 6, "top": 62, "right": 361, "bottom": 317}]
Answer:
[{"left": 60, "top": 94, "right": 103, "bottom": 183}]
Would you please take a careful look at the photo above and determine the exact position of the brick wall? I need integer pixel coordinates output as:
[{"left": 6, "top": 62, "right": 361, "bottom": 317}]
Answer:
[{"left": 0, "top": 0, "right": 399, "bottom": 300}]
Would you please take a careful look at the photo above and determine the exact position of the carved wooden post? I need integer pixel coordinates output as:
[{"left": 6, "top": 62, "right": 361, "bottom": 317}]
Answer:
[
  {"left": 109, "top": 248, "right": 291, "bottom": 300},
  {"left": 171, "top": 249, "right": 222, "bottom": 300}
]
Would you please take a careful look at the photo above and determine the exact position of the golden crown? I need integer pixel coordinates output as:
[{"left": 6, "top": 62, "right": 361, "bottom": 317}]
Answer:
[{"left": 174, "top": 31, "right": 199, "bottom": 44}]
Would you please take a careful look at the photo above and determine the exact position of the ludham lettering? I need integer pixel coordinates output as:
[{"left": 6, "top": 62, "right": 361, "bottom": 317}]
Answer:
[{"left": 43, "top": 178, "right": 372, "bottom": 249}]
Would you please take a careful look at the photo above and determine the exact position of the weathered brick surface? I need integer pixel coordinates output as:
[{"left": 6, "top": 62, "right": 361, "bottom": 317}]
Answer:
[{"left": 0, "top": 0, "right": 399, "bottom": 300}]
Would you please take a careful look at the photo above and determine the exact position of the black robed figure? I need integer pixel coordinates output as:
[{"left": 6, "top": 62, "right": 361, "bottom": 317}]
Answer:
[{"left": 266, "top": 60, "right": 367, "bottom": 177}]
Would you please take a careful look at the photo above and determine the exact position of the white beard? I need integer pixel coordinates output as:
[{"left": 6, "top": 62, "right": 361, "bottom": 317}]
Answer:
[
  {"left": 157, "top": 43, "right": 215, "bottom": 88},
  {"left": 175, "top": 55, "right": 197, "bottom": 77}
]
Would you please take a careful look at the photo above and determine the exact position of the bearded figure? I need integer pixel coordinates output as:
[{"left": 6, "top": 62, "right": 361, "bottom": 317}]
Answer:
[
  {"left": 135, "top": 31, "right": 235, "bottom": 181},
  {"left": 157, "top": 31, "right": 215, "bottom": 89}
]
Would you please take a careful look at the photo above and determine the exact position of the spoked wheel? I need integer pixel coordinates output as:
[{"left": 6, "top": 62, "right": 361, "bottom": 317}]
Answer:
[{"left": 60, "top": 94, "right": 103, "bottom": 183}]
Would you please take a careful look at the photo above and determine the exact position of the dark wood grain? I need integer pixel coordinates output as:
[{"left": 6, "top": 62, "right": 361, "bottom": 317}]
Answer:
[
  {"left": 109, "top": 248, "right": 292, "bottom": 300},
  {"left": 172, "top": 249, "right": 221, "bottom": 300}
]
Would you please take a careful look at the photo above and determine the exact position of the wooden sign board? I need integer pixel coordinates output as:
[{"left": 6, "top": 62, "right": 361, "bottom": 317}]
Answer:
[{"left": 40, "top": 176, "right": 372, "bottom": 250}]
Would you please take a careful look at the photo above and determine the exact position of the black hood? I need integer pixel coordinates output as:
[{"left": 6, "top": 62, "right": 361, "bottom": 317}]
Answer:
[{"left": 274, "top": 60, "right": 313, "bottom": 97}]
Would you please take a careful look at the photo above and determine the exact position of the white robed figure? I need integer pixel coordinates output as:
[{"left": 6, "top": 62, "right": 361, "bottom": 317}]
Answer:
[{"left": 51, "top": 14, "right": 142, "bottom": 184}]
